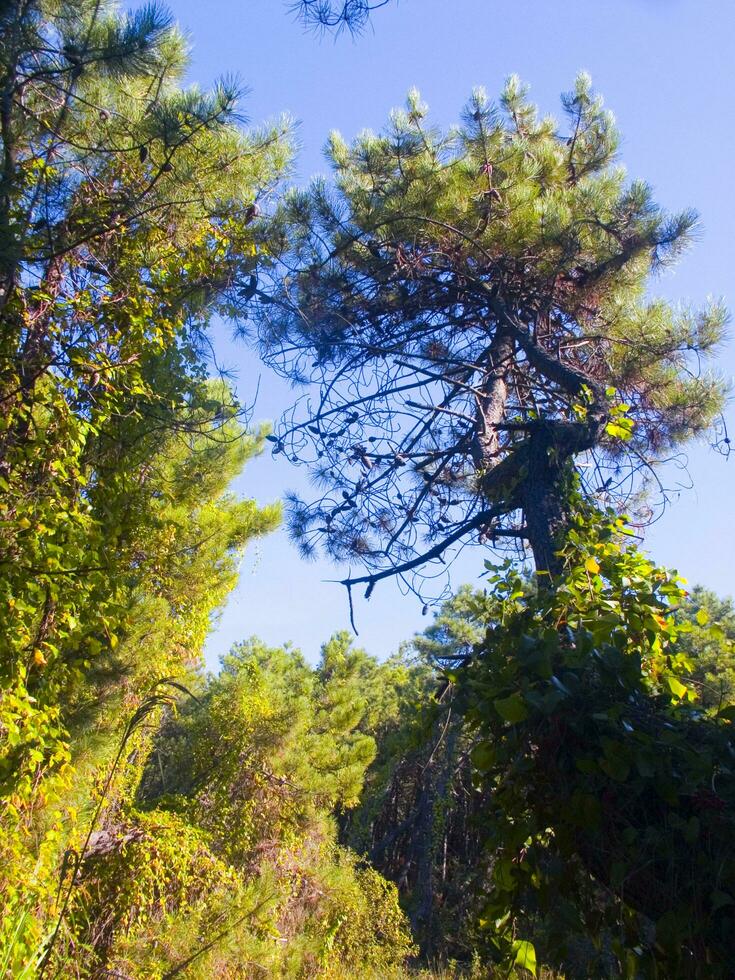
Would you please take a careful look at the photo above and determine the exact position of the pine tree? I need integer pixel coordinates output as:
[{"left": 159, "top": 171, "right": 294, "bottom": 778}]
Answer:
[
  {"left": 0, "top": 0, "right": 287, "bottom": 800},
  {"left": 295, "top": 0, "right": 393, "bottom": 33},
  {"left": 255, "top": 77, "right": 726, "bottom": 597},
  {"left": 0, "top": 0, "right": 288, "bottom": 962}
]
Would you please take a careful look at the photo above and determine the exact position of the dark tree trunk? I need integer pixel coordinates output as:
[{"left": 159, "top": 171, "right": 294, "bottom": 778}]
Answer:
[{"left": 520, "top": 426, "right": 571, "bottom": 580}]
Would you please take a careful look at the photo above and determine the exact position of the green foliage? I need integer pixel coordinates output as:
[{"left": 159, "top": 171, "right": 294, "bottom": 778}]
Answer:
[
  {"left": 2, "top": 5, "right": 731, "bottom": 979},
  {"left": 456, "top": 505, "right": 735, "bottom": 978},
  {"left": 342, "top": 522, "right": 735, "bottom": 978},
  {"left": 412, "top": 585, "right": 493, "bottom": 667},
  {"left": 256, "top": 76, "right": 726, "bottom": 588},
  {"left": 677, "top": 587, "right": 735, "bottom": 710},
  {"left": 0, "top": 0, "right": 289, "bottom": 963},
  {"left": 337, "top": 642, "right": 436, "bottom": 856},
  {"left": 143, "top": 636, "right": 381, "bottom": 851},
  {"left": 344, "top": 603, "right": 493, "bottom": 966},
  {"left": 42, "top": 637, "right": 417, "bottom": 977},
  {"left": 0, "top": 394, "right": 280, "bottom": 971},
  {"left": 0, "top": 5, "right": 421, "bottom": 976}
]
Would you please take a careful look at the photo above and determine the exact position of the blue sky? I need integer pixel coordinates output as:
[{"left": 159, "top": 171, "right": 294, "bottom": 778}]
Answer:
[{"left": 163, "top": 0, "right": 735, "bottom": 666}]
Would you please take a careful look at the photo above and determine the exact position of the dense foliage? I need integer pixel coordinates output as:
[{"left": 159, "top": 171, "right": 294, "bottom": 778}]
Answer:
[
  {"left": 0, "top": 2, "right": 420, "bottom": 973},
  {"left": 1, "top": 2, "right": 732, "bottom": 978},
  {"left": 678, "top": 587, "right": 735, "bottom": 710},
  {"left": 0, "top": 0, "right": 288, "bottom": 966},
  {"left": 459, "top": 508, "right": 735, "bottom": 977},
  {"left": 346, "top": 517, "right": 735, "bottom": 978},
  {"left": 37, "top": 637, "right": 416, "bottom": 977}
]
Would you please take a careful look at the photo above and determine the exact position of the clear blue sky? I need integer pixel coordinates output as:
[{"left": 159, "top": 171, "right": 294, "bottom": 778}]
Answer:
[{"left": 162, "top": 0, "right": 735, "bottom": 666}]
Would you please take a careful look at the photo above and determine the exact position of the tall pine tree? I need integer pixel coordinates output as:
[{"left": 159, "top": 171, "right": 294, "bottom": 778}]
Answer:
[{"left": 255, "top": 78, "right": 726, "bottom": 597}]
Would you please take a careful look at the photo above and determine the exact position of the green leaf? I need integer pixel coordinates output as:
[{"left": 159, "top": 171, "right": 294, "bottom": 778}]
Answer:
[
  {"left": 664, "top": 674, "right": 688, "bottom": 700},
  {"left": 494, "top": 857, "right": 516, "bottom": 890},
  {"left": 471, "top": 740, "right": 497, "bottom": 772},
  {"left": 512, "top": 939, "right": 537, "bottom": 976},
  {"left": 600, "top": 739, "right": 630, "bottom": 782},
  {"left": 599, "top": 756, "right": 630, "bottom": 782},
  {"left": 494, "top": 693, "right": 528, "bottom": 724},
  {"left": 605, "top": 418, "right": 635, "bottom": 441},
  {"left": 575, "top": 756, "right": 598, "bottom": 775}
]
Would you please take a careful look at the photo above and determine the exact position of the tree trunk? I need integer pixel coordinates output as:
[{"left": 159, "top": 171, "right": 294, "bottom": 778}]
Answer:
[
  {"left": 520, "top": 427, "right": 570, "bottom": 580},
  {"left": 473, "top": 329, "right": 514, "bottom": 469}
]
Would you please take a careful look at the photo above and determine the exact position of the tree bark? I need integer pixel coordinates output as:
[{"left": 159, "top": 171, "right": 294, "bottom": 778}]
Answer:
[
  {"left": 472, "top": 328, "right": 514, "bottom": 470},
  {"left": 520, "top": 427, "right": 570, "bottom": 579}
]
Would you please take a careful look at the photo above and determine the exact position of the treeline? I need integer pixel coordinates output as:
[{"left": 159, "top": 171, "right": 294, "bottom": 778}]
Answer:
[{"left": 1, "top": 0, "right": 734, "bottom": 977}]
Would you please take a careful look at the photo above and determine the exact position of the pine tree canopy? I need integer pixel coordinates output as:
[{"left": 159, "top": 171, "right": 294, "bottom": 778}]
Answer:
[
  {"left": 294, "top": 0, "right": 393, "bottom": 33},
  {"left": 254, "top": 77, "right": 727, "bottom": 593}
]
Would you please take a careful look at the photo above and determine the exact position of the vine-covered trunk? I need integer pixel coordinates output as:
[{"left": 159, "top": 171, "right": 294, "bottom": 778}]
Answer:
[{"left": 519, "top": 429, "right": 571, "bottom": 580}]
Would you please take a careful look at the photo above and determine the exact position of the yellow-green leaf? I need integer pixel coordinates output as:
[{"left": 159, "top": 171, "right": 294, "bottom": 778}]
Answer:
[
  {"left": 664, "top": 674, "right": 687, "bottom": 700},
  {"left": 513, "top": 939, "right": 537, "bottom": 976}
]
